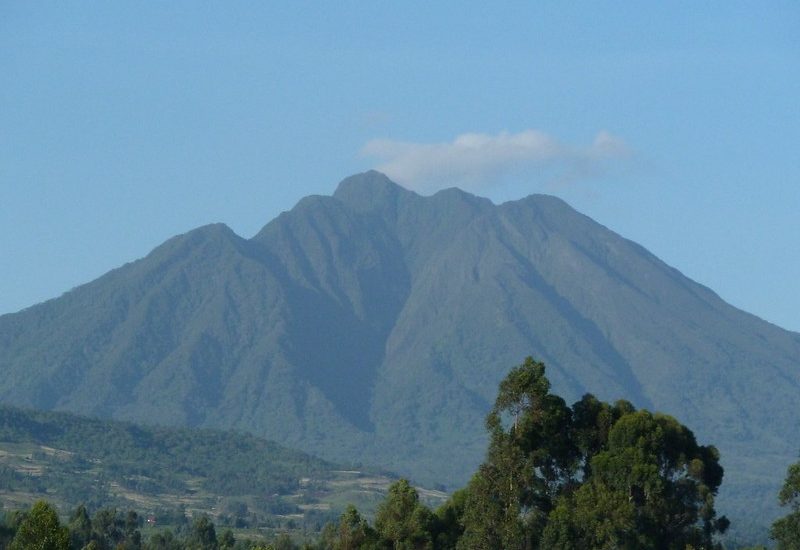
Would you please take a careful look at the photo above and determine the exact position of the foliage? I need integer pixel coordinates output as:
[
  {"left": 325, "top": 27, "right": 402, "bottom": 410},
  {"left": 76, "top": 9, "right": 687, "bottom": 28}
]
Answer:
[
  {"left": 457, "top": 357, "right": 728, "bottom": 549},
  {"left": 0, "top": 405, "right": 380, "bottom": 527},
  {"left": 0, "top": 405, "right": 334, "bottom": 498},
  {"left": 458, "top": 357, "right": 577, "bottom": 549},
  {"left": 771, "top": 459, "right": 800, "bottom": 549},
  {"left": 0, "top": 357, "right": 760, "bottom": 548},
  {"left": 542, "top": 410, "right": 728, "bottom": 549},
  {"left": 317, "top": 505, "right": 377, "bottom": 550},
  {"left": 144, "top": 529, "right": 183, "bottom": 550},
  {"left": 313, "top": 357, "right": 736, "bottom": 549},
  {"left": 219, "top": 529, "right": 236, "bottom": 549},
  {"left": 8, "top": 500, "right": 70, "bottom": 550},
  {"left": 431, "top": 488, "right": 466, "bottom": 549},
  {"left": 186, "top": 515, "right": 217, "bottom": 550},
  {"left": 68, "top": 504, "right": 92, "bottom": 548},
  {"left": 0, "top": 500, "right": 307, "bottom": 550},
  {"left": 373, "top": 479, "right": 436, "bottom": 549}
]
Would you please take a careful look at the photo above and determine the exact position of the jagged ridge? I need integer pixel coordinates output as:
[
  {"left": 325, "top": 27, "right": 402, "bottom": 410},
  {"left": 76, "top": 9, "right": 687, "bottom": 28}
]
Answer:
[{"left": 1, "top": 171, "right": 798, "bottom": 529}]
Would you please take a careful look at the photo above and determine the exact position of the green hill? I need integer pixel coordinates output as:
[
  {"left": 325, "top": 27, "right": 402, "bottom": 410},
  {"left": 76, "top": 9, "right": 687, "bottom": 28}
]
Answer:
[
  {"left": 1, "top": 171, "right": 798, "bottom": 532},
  {"left": 0, "top": 405, "right": 444, "bottom": 531}
]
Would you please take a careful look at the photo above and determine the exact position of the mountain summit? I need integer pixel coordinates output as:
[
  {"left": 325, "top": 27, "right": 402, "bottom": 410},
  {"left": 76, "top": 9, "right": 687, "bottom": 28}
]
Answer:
[{"left": 1, "top": 172, "right": 798, "bottom": 526}]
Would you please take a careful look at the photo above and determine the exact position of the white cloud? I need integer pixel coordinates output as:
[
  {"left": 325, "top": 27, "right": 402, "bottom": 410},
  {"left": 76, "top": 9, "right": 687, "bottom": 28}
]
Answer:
[{"left": 361, "top": 129, "right": 631, "bottom": 193}]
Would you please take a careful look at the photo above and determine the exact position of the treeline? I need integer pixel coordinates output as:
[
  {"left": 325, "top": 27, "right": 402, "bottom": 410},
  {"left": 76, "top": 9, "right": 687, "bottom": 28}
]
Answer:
[
  {"left": 0, "top": 406, "right": 347, "bottom": 522},
  {"left": 0, "top": 501, "right": 261, "bottom": 549},
  {"left": 3, "top": 358, "right": 799, "bottom": 549},
  {"left": 319, "top": 358, "right": 800, "bottom": 549},
  {"left": 0, "top": 405, "right": 335, "bottom": 497}
]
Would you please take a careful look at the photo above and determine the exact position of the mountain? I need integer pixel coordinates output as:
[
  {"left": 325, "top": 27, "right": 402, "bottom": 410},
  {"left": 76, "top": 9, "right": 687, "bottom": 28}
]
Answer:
[{"left": 1, "top": 171, "right": 798, "bottom": 529}]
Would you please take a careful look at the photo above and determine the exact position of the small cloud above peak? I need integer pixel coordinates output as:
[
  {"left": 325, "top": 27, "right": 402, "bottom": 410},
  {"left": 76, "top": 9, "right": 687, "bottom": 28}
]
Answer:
[
  {"left": 590, "top": 131, "right": 629, "bottom": 157},
  {"left": 360, "top": 129, "right": 632, "bottom": 195}
]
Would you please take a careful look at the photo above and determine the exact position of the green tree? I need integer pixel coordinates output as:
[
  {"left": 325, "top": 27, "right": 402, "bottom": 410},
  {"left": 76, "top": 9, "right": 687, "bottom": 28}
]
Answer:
[
  {"left": 459, "top": 357, "right": 728, "bottom": 550},
  {"left": 68, "top": 504, "right": 92, "bottom": 549},
  {"left": 570, "top": 394, "right": 634, "bottom": 478},
  {"left": 186, "top": 515, "right": 218, "bottom": 550},
  {"left": 458, "top": 464, "right": 527, "bottom": 549},
  {"left": 91, "top": 507, "right": 124, "bottom": 549},
  {"left": 219, "top": 528, "right": 236, "bottom": 549},
  {"left": 542, "top": 410, "right": 728, "bottom": 549},
  {"left": 772, "top": 459, "right": 800, "bottom": 549},
  {"left": 144, "top": 529, "right": 182, "bottom": 550},
  {"left": 270, "top": 533, "right": 298, "bottom": 550},
  {"left": 8, "top": 500, "right": 70, "bottom": 550},
  {"left": 123, "top": 510, "right": 142, "bottom": 549},
  {"left": 374, "top": 479, "right": 434, "bottom": 549},
  {"left": 432, "top": 488, "right": 467, "bottom": 549},
  {"left": 323, "top": 505, "right": 377, "bottom": 550},
  {"left": 1, "top": 509, "right": 25, "bottom": 548},
  {"left": 459, "top": 357, "right": 577, "bottom": 549}
]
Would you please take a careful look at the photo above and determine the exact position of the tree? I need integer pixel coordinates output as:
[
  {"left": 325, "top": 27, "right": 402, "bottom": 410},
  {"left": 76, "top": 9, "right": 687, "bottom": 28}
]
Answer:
[
  {"left": 219, "top": 528, "right": 236, "bottom": 549},
  {"left": 772, "top": 459, "right": 800, "bottom": 549},
  {"left": 186, "top": 515, "right": 218, "bottom": 550},
  {"left": 1, "top": 509, "right": 26, "bottom": 548},
  {"left": 570, "top": 394, "right": 634, "bottom": 478},
  {"left": 543, "top": 410, "right": 728, "bottom": 549},
  {"left": 321, "top": 505, "right": 377, "bottom": 550},
  {"left": 459, "top": 357, "right": 728, "bottom": 549},
  {"left": 8, "top": 500, "right": 70, "bottom": 550},
  {"left": 144, "top": 529, "right": 182, "bottom": 550},
  {"left": 68, "top": 504, "right": 92, "bottom": 549},
  {"left": 458, "top": 464, "right": 528, "bottom": 549},
  {"left": 271, "top": 533, "right": 298, "bottom": 550},
  {"left": 432, "top": 488, "right": 467, "bottom": 549},
  {"left": 91, "top": 507, "right": 124, "bottom": 549},
  {"left": 459, "top": 357, "right": 577, "bottom": 549},
  {"left": 317, "top": 357, "right": 730, "bottom": 549},
  {"left": 374, "top": 479, "right": 435, "bottom": 549},
  {"left": 123, "top": 510, "right": 142, "bottom": 549}
]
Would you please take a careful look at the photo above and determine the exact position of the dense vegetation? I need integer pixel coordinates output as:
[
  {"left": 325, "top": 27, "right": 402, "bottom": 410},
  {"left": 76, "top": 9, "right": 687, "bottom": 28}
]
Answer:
[
  {"left": 0, "top": 405, "right": 333, "bottom": 495},
  {"left": 772, "top": 459, "right": 800, "bottom": 549},
  {"left": 453, "top": 358, "right": 729, "bottom": 549},
  {"left": 1, "top": 501, "right": 258, "bottom": 549},
  {"left": 0, "top": 406, "right": 414, "bottom": 532},
  {"left": 9, "top": 357, "right": 794, "bottom": 549}
]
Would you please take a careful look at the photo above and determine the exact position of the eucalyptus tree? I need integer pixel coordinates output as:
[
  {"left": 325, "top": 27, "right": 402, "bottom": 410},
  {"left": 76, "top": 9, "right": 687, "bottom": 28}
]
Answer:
[
  {"left": 459, "top": 357, "right": 577, "bottom": 549},
  {"left": 772, "top": 459, "right": 800, "bottom": 549},
  {"left": 8, "top": 501, "right": 70, "bottom": 550},
  {"left": 459, "top": 357, "right": 728, "bottom": 549}
]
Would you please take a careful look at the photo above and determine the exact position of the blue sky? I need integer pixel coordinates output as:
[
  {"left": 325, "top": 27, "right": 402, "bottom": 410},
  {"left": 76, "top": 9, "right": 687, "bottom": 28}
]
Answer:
[{"left": 2, "top": 2, "right": 799, "bottom": 331}]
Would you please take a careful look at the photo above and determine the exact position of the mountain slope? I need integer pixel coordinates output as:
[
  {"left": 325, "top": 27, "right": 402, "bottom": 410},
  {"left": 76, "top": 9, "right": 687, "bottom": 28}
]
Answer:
[
  {"left": 1, "top": 171, "right": 798, "bottom": 527},
  {"left": 0, "top": 404, "right": 440, "bottom": 528}
]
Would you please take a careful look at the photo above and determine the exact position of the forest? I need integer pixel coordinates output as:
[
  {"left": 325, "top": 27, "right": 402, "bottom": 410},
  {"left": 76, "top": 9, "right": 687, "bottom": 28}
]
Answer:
[{"left": 1, "top": 358, "right": 798, "bottom": 549}]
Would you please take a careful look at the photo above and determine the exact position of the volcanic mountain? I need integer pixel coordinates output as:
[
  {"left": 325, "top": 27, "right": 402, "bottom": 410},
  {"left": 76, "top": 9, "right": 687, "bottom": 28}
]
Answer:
[{"left": 1, "top": 171, "right": 798, "bottom": 527}]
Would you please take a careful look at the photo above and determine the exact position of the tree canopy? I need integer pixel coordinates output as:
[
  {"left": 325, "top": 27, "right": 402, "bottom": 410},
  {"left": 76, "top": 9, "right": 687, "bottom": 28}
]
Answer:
[
  {"left": 772, "top": 459, "right": 800, "bottom": 549},
  {"left": 9, "top": 500, "right": 70, "bottom": 550},
  {"left": 458, "top": 357, "right": 728, "bottom": 550}
]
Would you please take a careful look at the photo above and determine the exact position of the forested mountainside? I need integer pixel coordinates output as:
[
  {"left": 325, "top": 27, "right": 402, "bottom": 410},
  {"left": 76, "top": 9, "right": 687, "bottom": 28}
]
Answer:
[
  {"left": 3, "top": 360, "right": 795, "bottom": 548},
  {"left": 1, "top": 171, "right": 798, "bottom": 530},
  {"left": 0, "top": 405, "right": 425, "bottom": 531}
]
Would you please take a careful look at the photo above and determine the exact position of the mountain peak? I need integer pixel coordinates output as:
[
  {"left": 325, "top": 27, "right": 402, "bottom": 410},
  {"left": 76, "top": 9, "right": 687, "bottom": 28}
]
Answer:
[
  {"left": 2, "top": 172, "right": 798, "bottom": 530},
  {"left": 332, "top": 171, "right": 415, "bottom": 211},
  {"left": 431, "top": 186, "right": 494, "bottom": 209}
]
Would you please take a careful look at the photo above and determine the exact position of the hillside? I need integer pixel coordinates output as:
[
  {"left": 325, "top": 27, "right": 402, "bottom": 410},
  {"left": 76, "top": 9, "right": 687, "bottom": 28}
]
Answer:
[
  {"left": 0, "top": 405, "right": 444, "bottom": 530},
  {"left": 1, "top": 171, "right": 798, "bottom": 530}
]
